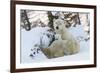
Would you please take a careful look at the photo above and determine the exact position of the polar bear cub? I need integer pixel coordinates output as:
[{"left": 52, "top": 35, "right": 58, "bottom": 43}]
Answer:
[{"left": 42, "top": 19, "right": 80, "bottom": 59}]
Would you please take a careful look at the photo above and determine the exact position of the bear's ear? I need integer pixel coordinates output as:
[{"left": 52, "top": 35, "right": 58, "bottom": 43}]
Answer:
[{"left": 65, "top": 21, "right": 71, "bottom": 28}]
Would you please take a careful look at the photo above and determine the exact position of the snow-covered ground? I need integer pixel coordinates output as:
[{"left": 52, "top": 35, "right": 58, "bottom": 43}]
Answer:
[{"left": 21, "top": 25, "right": 90, "bottom": 64}]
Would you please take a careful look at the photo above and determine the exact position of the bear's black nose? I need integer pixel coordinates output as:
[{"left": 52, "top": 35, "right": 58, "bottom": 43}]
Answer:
[{"left": 56, "top": 26, "right": 59, "bottom": 29}]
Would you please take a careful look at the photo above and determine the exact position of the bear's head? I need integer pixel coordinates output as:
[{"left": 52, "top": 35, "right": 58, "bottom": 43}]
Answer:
[{"left": 53, "top": 19, "right": 69, "bottom": 34}]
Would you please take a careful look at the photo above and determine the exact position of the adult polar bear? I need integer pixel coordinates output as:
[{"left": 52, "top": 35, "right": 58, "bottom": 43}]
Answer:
[{"left": 42, "top": 19, "right": 80, "bottom": 59}]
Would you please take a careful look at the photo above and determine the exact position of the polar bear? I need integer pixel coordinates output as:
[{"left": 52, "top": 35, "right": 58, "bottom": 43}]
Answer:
[{"left": 42, "top": 19, "right": 80, "bottom": 59}]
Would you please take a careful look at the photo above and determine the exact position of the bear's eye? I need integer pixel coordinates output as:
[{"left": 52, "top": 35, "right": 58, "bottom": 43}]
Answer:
[{"left": 56, "top": 26, "right": 59, "bottom": 30}]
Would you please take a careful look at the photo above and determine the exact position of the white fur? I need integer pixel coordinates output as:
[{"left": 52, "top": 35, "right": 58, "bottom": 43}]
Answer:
[{"left": 42, "top": 19, "right": 80, "bottom": 59}]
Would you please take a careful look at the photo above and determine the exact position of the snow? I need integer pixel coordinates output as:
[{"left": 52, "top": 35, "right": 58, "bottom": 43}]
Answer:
[{"left": 21, "top": 25, "right": 90, "bottom": 64}]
